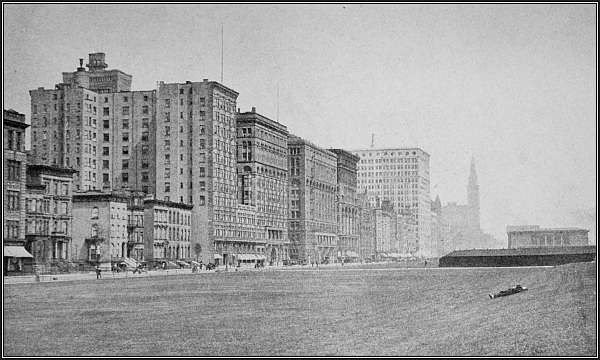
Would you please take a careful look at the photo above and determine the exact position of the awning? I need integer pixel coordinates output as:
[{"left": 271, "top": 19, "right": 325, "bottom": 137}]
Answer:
[
  {"left": 214, "top": 254, "right": 223, "bottom": 259},
  {"left": 3, "top": 246, "right": 33, "bottom": 258}
]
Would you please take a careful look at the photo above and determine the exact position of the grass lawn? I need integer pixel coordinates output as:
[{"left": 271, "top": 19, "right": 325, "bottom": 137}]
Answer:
[{"left": 3, "top": 262, "right": 596, "bottom": 356}]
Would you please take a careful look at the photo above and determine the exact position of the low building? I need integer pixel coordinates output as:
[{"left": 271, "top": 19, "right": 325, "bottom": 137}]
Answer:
[
  {"left": 357, "top": 191, "right": 375, "bottom": 261},
  {"left": 72, "top": 192, "right": 130, "bottom": 270},
  {"left": 439, "top": 246, "right": 597, "bottom": 267},
  {"left": 143, "top": 198, "right": 192, "bottom": 263},
  {"left": 507, "top": 225, "right": 589, "bottom": 248},
  {"left": 24, "top": 164, "right": 76, "bottom": 267},
  {"left": 126, "top": 191, "right": 146, "bottom": 261}
]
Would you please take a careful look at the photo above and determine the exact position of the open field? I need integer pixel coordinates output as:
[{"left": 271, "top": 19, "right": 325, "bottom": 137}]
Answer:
[{"left": 3, "top": 262, "right": 596, "bottom": 356}]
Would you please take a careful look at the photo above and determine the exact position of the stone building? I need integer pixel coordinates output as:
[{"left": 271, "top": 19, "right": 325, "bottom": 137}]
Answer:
[
  {"left": 507, "top": 225, "right": 589, "bottom": 249},
  {"left": 353, "top": 147, "right": 432, "bottom": 258},
  {"left": 288, "top": 135, "right": 338, "bottom": 264},
  {"left": 236, "top": 107, "right": 289, "bottom": 265},
  {"left": 373, "top": 199, "right": 396, "bottom": 258},
  {"left": 126, "top": 191, "right": 146, "bottom": 261},
  {"left": 24, "top": 164, "right": 76, "bottom": 266},
  {"left": 29, "top": 53, "right": 156, "bottom": 194},
  {"left": 329, "top": 149, "right": 361, "bottom": 261},
  {"left": 397, "top": 209, "right": 418, "bottom": 256},
  {"left": 71, "top": 192, "right": 130, "bottom": 270},
  {"left": 3, "top": 109, "right": 32, "bottom": 272},
  {"left": 154, "top": 80, "right": 238, "bottom": 264},
  {"left": 357, "top": 191, "right": 375, "bottom": 261},
  {"left": 143, "top": 198, "right": 192, "bottom": 262}
]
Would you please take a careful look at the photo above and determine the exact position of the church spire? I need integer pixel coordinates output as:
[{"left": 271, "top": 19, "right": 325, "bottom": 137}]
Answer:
[{"left": 467, "top": 156, "right": 480, "bottom": 230}]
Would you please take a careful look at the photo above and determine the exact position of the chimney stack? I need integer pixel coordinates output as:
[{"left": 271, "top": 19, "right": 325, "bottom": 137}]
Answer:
[{"left": 251, "top": 107, "right": 256, "bottom": 113}]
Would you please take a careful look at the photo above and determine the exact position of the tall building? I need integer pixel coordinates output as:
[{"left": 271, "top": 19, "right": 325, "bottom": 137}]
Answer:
[
  {"left": 329, "top": 149, "right": 360, "bottom": 260},
  {"left": 441, "top": 157, "right": 496, "bottom": 252},
  {"left": 154, "top": 80, "right": 239, "bottom": 264},
  {"left": 4, "top": 109, "right": 32, "bottom": 272},
  {"left": 29, "top": 53, "right": 156, "bottom": 193},
  {"left": 352, "top": 148, "right": 432, "bottom": 257},
  {"left": 236, "top": 107, "right": 290, "bottom": 265},
  {"left": 24, "top": 164, "right": 76, "bottom": 266},
  {"left": 288, "top": 135, "right": 338, "bottom": 264},
  {"left": 357, "top": 191, "right": 375, "bottom": 261}
]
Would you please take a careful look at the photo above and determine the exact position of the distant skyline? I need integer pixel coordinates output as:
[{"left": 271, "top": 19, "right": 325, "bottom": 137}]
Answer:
[{"left": 3, "top": 3, "right": 597, "bottom": 244}]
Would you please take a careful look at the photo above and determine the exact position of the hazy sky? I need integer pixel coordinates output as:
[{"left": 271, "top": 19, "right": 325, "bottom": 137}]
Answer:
[{"left": 3, "top": 4, "right": 597, "bottom": 244}]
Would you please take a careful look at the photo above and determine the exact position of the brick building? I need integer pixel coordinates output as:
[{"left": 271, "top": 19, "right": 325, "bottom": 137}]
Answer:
[
  {"left": 288, "top": 135, "right": 338, "bottom": 264},
  {"left": 3, "top": 109, "right": 32, "bottom": 272},
  {"left": 29, "top": 53, "right": 156, "bottom": 193},
  {"left": 236, "top": 107, "right": 289, "bottom": 265},
  {"left": 154, "top": 80, "right": 239, "bottom": 264},
  {"left": 329, "top": 149, "right": 360, "bottom": 261},
  {"left": 24, "top": 164, "right": 76, "bottom": 266},
  {"left": 143, "top": 198, "right": 192, "bottom": 262}
]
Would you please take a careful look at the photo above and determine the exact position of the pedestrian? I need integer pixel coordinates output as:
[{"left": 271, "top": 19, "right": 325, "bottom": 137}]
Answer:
[
  {"left": 424, "top": 260, "right": 428, "bottom": 267},
  {"left": 95, "top": 265, "right": 102, "bottom": 279}
]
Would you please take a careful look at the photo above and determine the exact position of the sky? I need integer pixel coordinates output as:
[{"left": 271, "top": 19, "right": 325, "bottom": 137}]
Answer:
[{"left": 3, "top": 4, "right": 597, "bottom": 245}]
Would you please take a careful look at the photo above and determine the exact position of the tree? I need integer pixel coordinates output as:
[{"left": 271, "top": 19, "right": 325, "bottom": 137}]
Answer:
[{"left": 194, "top": 243, "right": 202, "bottom": 261}]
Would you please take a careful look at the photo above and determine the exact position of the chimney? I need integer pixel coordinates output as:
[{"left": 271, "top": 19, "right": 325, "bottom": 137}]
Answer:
[
  {"left": 203, "top": 79, "right": 208, "bottom": 82},
  {"left": 251, "top": 107, "right": 256, "bottom": 113}
]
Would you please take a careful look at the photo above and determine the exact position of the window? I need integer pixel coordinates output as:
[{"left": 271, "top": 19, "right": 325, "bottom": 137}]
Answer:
[
  {"left": 199, "top": 196, "right": 205, "bottom": 206},
  {"left": 165, "top": 182, "right": 170, "bottom": 192},
  {"left": 199, "top": 181, "right": 206, "bottom": 191},
  {"left": 7, "top": 191, "right": 20, "bottom": 210},
  {"left": 122, "top": 146, "right": 129, "bottom": 155},
  {"left": 122, "top": 173, "right": 129, "bottom": 183},
  {"left": 7, "top": 160, "right": 21, "bottom": 181},
  {"left": 122, "top": 160, "right": 129, "bottom": 169},
  {"left": 103, "top": 147, "right": 109, "bottom": 156},
  {"left": 91, "top": 207, "right": 99, "bottom": 219},
  {"left": 103, "top": 133, "right": 110, "bottom": 142},
  {"left": 141, "top": 145, "right": 149, "bottom": 155},
  {"left": 142, "top": 172, "right": 149, "bottom": 182},
  {"left": 165, "top": 168, "right": 171, "bottom": 178},
  {"left": 103, "top": 120, "right": 110, "bottom": 129},
  {"left": 165, "top": 99, "right": 171, "bottom": 108},
  {"left": 143, "top": 95, "right": 148, "bottom": 102},
  {"left": 122, "top": 133, "right": 129, "bottom": 142},
  {"left": 142, "top": 161, "right": 149, "bottom": 169},
  {"left": 165, "top": 112, "right": 170, "bottom": 122},
  {"left": 102, "top": 107, "right": 109, "bottom": 116},
  {"left": 123, "top": 96, "right": 128, "bottom": 102},
  {"left": 199, "top": 167, "right": 205, "bottom": 177},
  {"left": 180, "top": 89, "right": 184, "bottom": 95},
  {"left": 165, "top": 126, "right": 170, "bottom": 136},
  {"left": 5, "top": 220, "right": 19, "bottom": 239},
  {"left": 142, "top": 105, "right": 149, "bottom": 114},
  {"left": 142, "top": 131, "right": 149, "bottom": 142},
  {"left": 122, "top": 106, "right": 130, "bottom": 115},
  {"left": 122, "top": 119, "right": 129, "bottom": 129},
  {"left": 199, "top": 139, "right": 205, "bottom": 149}
]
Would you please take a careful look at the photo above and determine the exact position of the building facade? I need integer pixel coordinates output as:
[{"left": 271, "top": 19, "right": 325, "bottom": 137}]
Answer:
[
  {"left": 357, "top": 191, "right": 375, "bottom": 261},
  {"left": 24, "top": 164, "right": 76, "bottom": 266},
  {"left": 329, "top": 149, "right": 360, "bottom": 261},
  {"left": 143, "top": 198, "right": 192, "bottom": 262},
  {"left": 288, "top": 135, "right": 338, "bottom": 264},
  {"left": 4, "top": 109, "right": 31, "bottom": 272},
  {"left": 236, "top": 107, "right": 290, "bottom": 265},
  {"left": 71, "top": 192, "right": 129, "bottom": 270},
  {"left": 507, "top": 226, "right": 590, "bottom": 249},
  {"left": 126, "top": 191, "right": 146, "bottom": 261},
  {"left": 29, "top": 53, "right": 156, "bottom": 194},
  {"left": 353, "top": 148, "right": 432, "bottom": 257},
  {"left": 154, "top": 80, "right": 239, "bottom": 264}
]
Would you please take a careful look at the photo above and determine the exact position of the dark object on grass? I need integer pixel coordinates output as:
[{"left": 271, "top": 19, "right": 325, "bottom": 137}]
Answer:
[{"left": 489, "top": 284, "right": 528, "bottom": 299}]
